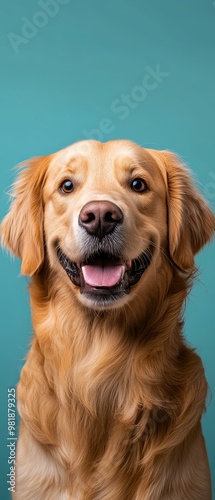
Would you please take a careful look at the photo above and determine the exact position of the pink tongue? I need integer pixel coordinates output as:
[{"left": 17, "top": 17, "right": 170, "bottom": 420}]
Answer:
[{"left": 82, "top": 259, "right": 124, "bottom": 287}]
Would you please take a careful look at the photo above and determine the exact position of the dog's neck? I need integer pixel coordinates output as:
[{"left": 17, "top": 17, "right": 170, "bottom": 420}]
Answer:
[
  {"left": 29, "top": 265, "right": 190, "bottom": 408},
  {"left": 30, "top": 263, "right": 188, "bottom": 341}
]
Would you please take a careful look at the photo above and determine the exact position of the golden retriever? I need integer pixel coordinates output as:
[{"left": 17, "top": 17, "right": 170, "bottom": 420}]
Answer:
[{"left": 1, "top": 140, "right": 215, "bottom": 499}]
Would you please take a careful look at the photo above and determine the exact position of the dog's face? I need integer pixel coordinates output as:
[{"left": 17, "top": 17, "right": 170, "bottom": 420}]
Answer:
[
  {"left": 1, "top": 140, "right": 215, "bottom": 310},
  {"left": 43, "top": 140, "right": 167, "bottom": 309}
]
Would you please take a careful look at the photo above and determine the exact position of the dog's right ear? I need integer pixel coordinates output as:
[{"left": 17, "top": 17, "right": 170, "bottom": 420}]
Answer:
[{"left": 1, "top": 156, "right": 50, "bottom": 276}]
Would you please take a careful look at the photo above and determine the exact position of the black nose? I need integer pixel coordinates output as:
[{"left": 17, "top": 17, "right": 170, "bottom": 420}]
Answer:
[{"left": 78, "top": 201, "right": 123, "bottom": 239}]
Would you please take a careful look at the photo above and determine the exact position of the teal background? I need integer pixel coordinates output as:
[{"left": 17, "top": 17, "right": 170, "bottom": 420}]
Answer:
[{"left": 0, "top": 0, "right": 215, "bottom": 497}]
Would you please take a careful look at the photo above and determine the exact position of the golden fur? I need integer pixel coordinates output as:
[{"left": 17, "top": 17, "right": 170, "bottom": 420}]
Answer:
[{"left": 1, "top": 140, "right": 215, "bottom": 499}]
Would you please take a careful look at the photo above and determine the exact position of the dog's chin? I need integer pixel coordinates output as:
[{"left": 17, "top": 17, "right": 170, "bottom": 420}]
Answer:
[{"left": 56, "top": 245, "right": 153, "bottom": 310}]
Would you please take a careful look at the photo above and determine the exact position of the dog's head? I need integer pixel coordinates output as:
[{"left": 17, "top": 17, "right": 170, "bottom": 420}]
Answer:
[{"left": 1, "top": 140, "right": 215, "bottom": 310}]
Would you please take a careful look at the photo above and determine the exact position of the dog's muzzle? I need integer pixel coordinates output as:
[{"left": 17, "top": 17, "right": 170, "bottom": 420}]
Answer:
[{"left": 56, "top": 201, "right": 153, "bottom": 303}]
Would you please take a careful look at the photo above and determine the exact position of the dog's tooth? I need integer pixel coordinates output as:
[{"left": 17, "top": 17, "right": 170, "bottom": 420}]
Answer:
[{"left": 121, "top": 265, "right": 126, "bottom": 279}]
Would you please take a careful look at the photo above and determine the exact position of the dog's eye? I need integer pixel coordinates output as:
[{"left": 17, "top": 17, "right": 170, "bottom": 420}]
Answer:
[
  {"left": 131, "top": 178, "right": 148, "bottom": 193},
  {"left": 59, "top": 180, "right": 74, "bottom": 194}
]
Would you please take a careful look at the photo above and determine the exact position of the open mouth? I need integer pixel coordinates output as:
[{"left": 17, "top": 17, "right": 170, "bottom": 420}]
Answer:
[{"left": 56, "top": 245, "right": 153, "bottom": 299}]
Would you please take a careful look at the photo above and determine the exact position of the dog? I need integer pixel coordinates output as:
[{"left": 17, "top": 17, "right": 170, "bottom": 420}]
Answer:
[{"left": 1, "top": 140, "right": 214, "bottom": 499}]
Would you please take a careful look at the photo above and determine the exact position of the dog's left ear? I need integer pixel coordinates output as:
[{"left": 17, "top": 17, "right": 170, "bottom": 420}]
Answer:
[
  {"left": 159, "top": 151, "right": 215, "bottom": 271},
  {"left": 1, "top": 156, "right": 50, "bottom": 276}
]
